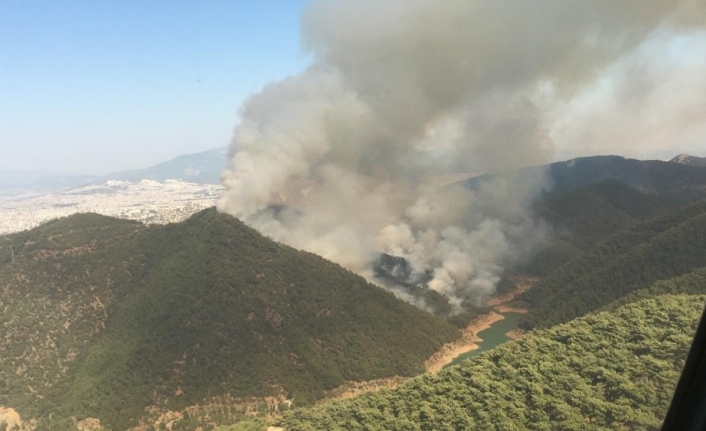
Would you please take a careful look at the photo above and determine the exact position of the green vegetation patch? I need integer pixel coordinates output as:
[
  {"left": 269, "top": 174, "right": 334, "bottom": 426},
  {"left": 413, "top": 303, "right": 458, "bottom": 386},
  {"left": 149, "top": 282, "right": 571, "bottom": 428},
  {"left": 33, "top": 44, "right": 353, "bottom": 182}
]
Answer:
[
  {"left": 224, "top": 294, "right": 702, "bottom": 431},
  {"left": 1, "top": 209, "right": 459, "bottom": 431},
  {"left": 536, "top": 179, "right": 673, "bottom": 250},
  {"left": 523, "top": 200, "right": 706, "bottom": 328}
]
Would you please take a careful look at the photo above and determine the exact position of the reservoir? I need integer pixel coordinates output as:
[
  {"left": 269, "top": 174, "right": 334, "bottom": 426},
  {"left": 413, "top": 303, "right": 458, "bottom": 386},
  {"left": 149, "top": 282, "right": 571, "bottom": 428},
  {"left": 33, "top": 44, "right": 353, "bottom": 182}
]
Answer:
[{"left": 445, "top": 312, "right": 523, "bottom": 368}]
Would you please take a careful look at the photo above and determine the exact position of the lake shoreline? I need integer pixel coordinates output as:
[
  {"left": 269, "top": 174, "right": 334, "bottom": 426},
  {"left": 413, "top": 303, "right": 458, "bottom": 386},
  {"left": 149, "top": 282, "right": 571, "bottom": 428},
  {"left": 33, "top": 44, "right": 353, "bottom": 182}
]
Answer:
[
  {"left": 425, "top": 311, "right": 505, "bottom": 373},
  {"left": 495, "top": 305, "right": 529, "bottom": 314},
  {"left": 506, "top": 328, "right": 526, "bottom": 340},
  {"left": 426, "top": 276, "right": 538, "bottom": 372}
]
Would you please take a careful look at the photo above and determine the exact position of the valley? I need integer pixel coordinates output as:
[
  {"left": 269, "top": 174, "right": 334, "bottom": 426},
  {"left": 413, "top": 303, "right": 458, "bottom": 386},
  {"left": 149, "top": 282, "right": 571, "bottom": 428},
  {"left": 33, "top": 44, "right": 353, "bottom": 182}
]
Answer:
[
  {"left": 3, "top": 155, "right": 706, "bottom": 430},
  {"left": 212, "top": 155, "right": 706, "bottom": 430},
  {"left": 0, "top": 209, "right": 458, "bottom": 431},
  {"left": 444, "top": 312, "right": 524, "bottom": 368},
  {"left": 427, "top": 276, "right": 537, "bottom": 373},
  {"left": 259, "top": 294, "right": 702, "bottom": 431},
  {"left": 6, "top": 0, "right": 706, "bottom": 428}
]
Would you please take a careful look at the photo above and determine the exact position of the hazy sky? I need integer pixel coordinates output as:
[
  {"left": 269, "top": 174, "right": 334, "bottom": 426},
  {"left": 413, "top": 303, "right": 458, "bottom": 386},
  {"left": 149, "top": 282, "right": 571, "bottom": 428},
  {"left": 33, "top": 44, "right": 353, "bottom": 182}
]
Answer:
[
  {"left": 0, "top": 1, "right": 309, "bottom": 174},
  {"left": 1, "top": 1, "right": 704, "bottom": 175}
]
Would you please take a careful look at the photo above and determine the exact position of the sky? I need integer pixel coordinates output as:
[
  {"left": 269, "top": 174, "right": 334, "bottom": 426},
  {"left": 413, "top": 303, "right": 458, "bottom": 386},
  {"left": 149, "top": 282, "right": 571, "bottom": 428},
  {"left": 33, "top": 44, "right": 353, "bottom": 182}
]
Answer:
[
  {"left": 0, "top": 1, "right": 309, "bottom": 174},
  {"left": 0, "top": 1, "right": 704, "bottom": 175}
]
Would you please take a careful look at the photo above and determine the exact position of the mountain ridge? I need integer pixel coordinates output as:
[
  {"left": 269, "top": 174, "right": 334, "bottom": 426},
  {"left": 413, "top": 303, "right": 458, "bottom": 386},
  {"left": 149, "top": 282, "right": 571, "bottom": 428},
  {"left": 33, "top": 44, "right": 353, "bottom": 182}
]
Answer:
[
  {"left": 0, "top": 147, "right": 227, "bottom": 195},
  {"left": 103, "top": 147, "right": 227, "bottom": 184},
  {"left": 522, "top": 198, "right": 706, "bottom": 328},
  {"left": 0, "top": 209, "right": 458, "bottom": 431},
  {"left": 669, "top": 153, "right": 706, "bottom": 167},
  {"left": 466, "top": 155, "right": 706, "bottom": 206},
  {"left": 229, "top": 293, "right": 703, "bottom": 431},
  {"left": 6, "top": 153, "right": 706, "bottom": 430}
]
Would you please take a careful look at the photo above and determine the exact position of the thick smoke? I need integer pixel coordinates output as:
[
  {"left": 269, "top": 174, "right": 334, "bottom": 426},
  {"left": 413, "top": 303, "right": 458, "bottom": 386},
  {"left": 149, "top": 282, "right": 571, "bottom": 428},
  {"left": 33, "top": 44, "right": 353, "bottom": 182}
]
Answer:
[
  {"left": 551, "top": 29, "right": 706, "bottom": 160},
  {"left": 219, "top": 0, "right": 704, "bottom": 313}
]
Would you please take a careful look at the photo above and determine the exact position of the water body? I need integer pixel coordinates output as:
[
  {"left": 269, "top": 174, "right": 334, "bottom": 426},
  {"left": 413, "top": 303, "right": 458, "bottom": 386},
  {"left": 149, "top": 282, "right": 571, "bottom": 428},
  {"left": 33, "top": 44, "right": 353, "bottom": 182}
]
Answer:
[{"left": 445, "top": 312, "right": 523, "bottom": 368}]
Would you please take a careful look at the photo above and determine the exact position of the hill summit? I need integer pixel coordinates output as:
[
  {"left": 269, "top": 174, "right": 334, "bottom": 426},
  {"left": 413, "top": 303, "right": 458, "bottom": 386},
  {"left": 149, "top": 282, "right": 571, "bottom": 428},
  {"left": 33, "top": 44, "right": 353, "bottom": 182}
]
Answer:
[
  {"left": 669, "top": 153, "right": 706, "bottom": 167},
  {"left": 0, "top": 208, "right": 458, "bottom": 430}
]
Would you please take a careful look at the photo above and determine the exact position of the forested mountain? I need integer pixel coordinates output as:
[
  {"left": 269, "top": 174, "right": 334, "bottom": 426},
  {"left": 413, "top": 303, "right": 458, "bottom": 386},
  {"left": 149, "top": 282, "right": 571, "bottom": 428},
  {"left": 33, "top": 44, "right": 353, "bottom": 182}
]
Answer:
[
  {"left": 0, "top": 209, "right": 458, "bottom": 430},
  {"left": 516, "top": 179, "right": 676, "bottom": 277},
  {"left": 220, "top": 293, "right": 703, "bottom": 431},
  {"left": 536, "top": 179, "right": 674, "bottom": 250},
  {"left": 381, "top": 175, "right": 683, "bottom": 296},
  {"left": 467, "top": 155, "right": 706, "bottom": 206},
  {"left": 6, "top": 156, "right": 706, "bottom": 430},
  {"left": 211, "top": 188, "right": 706, "bottom": 430},
  {"left": 468, "top": 155, "right": 706, "bottom": 278},
  {"left": 601, "top": 266, "right": 706, "bottom": 311},
  {"left": 522, "top": 199, "right": 706, "bottom": 329},
  {"left": 543, "top": 156, "right": 706, "bottom": 204}
]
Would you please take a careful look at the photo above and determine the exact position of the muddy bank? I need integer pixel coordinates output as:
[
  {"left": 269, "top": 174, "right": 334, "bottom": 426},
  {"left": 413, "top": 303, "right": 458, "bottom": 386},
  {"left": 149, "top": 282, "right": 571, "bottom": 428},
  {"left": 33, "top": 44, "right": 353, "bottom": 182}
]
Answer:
[
  {"left": 495, "top": 305, "right": 529, "bottom": 314},
  {"left": 425, "top": 311, "right": 505, "bottom": 373},
  {"left": 506, "top": 328, "right": 526, "bottom": 340},
  {"left": 426, "top": 275, "right": 538, "bottom": 372},
  {"left": 322, "top": 376, "right": 407, "bottom": 402}
]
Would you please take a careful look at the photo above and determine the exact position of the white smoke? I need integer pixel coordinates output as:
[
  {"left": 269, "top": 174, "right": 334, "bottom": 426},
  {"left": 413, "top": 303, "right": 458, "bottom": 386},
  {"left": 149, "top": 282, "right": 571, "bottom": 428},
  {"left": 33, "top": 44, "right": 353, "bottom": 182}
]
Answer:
[
  {"left": 551, "top": 29, "right": 706, "bottom": 160},
  {"left": 219, "top": 0, "right": 705, "bottom": 313}
]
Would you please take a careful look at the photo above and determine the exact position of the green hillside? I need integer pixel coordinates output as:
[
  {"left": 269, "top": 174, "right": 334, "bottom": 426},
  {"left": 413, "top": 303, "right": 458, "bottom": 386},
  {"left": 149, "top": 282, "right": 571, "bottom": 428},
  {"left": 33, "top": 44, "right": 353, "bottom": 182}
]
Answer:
[
  {"left": 522, "top": 199, "right": 706, "bottom": 329},
  {"left": 601, "top": 266, "right": 706, "bottom": 312},
  {"left": 0, "top": 209, "right": 458, "bottom": 431},
  {"left": 0, "top": 214, "right": 145, "bottom": 424},
  {"left": 536, "top": 179, "right": 674, "bottom": 250},
  {"left": 468, "top": 156, "right": 706, "bottom": 278},
  {"left": 517, "top": 180, "right": 674, "bottom": 277},
  {"left": 544, "top": 156, "right": 706, "bottom": 204},
  {"left": 221, "top": 293, "right": 702, "bottom": 431},
  {"left": 466, "top": 155, "right": 706, "bottom": 209},
  {"left": 6, "top": 161, "right": 706, "bottom": 431}
]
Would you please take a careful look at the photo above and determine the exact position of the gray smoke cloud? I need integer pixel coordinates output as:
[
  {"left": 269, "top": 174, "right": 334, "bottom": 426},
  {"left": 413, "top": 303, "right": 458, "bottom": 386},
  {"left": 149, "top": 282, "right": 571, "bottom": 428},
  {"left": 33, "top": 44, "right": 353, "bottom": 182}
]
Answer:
[
  {"left": 219, "top": 0, "right": 705, "bottom": 313},
  {"left": 552, "top": 29, "right": 706, "bottom": 160}
]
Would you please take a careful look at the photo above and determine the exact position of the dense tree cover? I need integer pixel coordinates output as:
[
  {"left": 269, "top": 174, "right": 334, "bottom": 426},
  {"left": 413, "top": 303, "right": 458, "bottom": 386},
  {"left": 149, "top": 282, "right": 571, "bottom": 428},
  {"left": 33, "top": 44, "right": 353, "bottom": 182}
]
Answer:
[
  {"left": 513, "top": 180, "right": 676, "bottom": 278},
  {"left": 601, "top": 266, "right": 706, "bottom": 312},
  {"left": 521, "top": 200, "right": 706, "bottom": 328},
  {"left": 542, "top": 155, "right": 706, "bottom": 204},
  {"left": 0, "top": 209, "right": 458, "bottom": 430},
  {"left": 536, "top": 179, "right": 673, "bottom": 250},
  {"left": 547, "top": 156, "right": 706, "bottom": 204},
  {"left": 0, "top": 214, "right": 146, "bottom": 427},
  {"left": 6, "top": 164, "right": 706, "bottom": 430},
  {"left": 219, "top": 294, "right": 702, "bottom": 431},
  {"left": 462, "top": 157, "right": 706, "bottom": 281},
  {"left": 467, "top": 156, "right": 706, "bottom": 207},
  {"left": 516, "top": 237, "right": 582, "bottom": 277}
]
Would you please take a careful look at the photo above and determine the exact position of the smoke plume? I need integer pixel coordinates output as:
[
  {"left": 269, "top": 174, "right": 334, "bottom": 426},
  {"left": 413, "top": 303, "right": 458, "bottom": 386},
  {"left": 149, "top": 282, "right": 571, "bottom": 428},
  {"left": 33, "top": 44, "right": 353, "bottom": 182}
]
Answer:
[{"left": 219, "top": 0, "right": 705, "bottom": 313}]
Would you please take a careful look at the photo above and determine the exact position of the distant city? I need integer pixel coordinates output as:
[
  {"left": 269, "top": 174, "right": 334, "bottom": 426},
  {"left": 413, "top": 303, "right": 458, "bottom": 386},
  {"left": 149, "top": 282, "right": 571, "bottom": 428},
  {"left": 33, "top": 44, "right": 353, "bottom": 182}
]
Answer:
[
  {"left": 0, "top": 147, "right": 227, "bottom": 234},
  {"left": 0, "top": 179, "right": 223, "bottom": 234}
]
